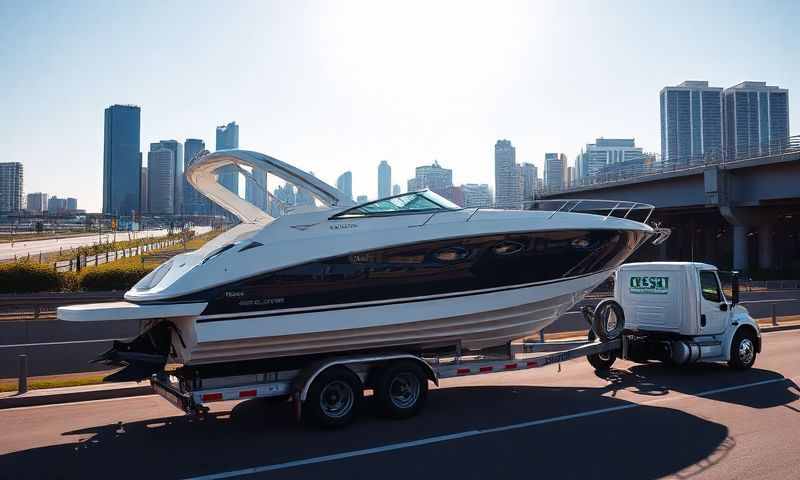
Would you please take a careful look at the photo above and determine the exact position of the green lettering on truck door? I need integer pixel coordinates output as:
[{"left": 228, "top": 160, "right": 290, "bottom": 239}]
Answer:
[{"left": 630, "top": 276, "right": 669, "bottom": 294}]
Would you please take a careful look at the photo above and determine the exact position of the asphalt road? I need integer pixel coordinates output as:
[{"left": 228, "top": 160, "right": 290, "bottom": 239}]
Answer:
[
  {"left": 1, "top": 289, "right": 798, "bottom": 378},
  {"left": 1, "top": 329, "right": 798, "bottom": 480},
  {"left": 0, "top": 226, "right": 212, "bottom": 261}
]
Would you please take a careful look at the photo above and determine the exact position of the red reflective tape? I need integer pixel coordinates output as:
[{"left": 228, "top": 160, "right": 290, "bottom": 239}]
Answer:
[
  {"left": 239, "top": 389, "right": 257, "bottom": 398},
  {"left": 202, "top": 393, "right": 223, "bottom": 402},
  {"left": 526, "top": 360, "right": 539, "bottom": 368},
  {"left": 456, "top": 368, "right": 470, "bottom": 375},
  {"left": 479, "top": 366, "right": 493, "bottom": 373},
  {"left": 504, "top": 363, "right": 518, "bottom": 370}
]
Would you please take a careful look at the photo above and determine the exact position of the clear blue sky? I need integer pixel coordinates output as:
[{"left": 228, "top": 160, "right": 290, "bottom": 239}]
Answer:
[{"left": 2, "top": 0, "right": 797, "bottom": 212}]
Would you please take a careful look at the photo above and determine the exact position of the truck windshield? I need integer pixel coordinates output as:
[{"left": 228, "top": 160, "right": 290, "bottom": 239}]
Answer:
[{"left": 699, "top": 271, "right": 721, "bottom": 302}]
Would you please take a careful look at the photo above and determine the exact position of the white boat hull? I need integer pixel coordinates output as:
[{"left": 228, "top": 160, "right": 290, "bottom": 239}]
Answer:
[{"left": 170, "top": 270, "right": 610, "bottom": 365}]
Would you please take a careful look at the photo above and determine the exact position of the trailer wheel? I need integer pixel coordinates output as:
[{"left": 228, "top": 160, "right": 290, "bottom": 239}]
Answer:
[
  {"left": 592, "top": 299, "right": 625, "bottom": 341},
  {"left": 373, "top": 361, "right": 429, "bottom": 419},
  {"left": 303, "top": 366, "right": 363, "bottom": 428},
  {"left": 728, "top": 330, "right": 757, "bottom": 370},
  {"left": 586, "top": 330, "right": 617, "bottom": 371}
]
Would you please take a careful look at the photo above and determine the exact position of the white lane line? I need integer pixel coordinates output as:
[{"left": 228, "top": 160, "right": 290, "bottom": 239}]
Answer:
[
  {"left": 183, "top": 376, "right": 795, "bottom": 480},
  {"left": 0, "top": 338, "right": 118, "bottom": 349}
]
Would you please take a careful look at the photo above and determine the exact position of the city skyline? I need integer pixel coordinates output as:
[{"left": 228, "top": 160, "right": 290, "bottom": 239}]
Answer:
[{"left": 2, "top": 1, "right": 799, "bottom": 212}]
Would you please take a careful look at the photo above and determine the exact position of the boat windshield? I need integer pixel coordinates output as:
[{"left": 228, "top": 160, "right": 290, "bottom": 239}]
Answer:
[{"left": 332, "top": 190, "right": 461, "bottom": 218}]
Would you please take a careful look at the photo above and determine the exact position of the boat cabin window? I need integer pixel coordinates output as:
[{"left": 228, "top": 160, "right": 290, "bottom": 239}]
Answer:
[{"left": 331, "top": 190, "right": 461, "bottom": 219}]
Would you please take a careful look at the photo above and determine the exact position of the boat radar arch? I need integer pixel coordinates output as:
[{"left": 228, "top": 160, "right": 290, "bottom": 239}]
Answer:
[{"left": 186, "top": 150, "right": 354, "bottom": 224}]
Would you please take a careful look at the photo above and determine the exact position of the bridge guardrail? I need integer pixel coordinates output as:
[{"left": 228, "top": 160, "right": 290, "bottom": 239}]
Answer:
[{"left": 539, "top": 134, "right": 800, "bottom": 196}]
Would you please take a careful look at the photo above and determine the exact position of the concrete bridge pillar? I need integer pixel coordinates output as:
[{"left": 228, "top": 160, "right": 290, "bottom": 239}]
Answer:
[
  {"left": 758, "top": 224, "right": 773, "bottom": 270},
  {"left": 733, "top": 224, "right": 749, "bottom": 271}
]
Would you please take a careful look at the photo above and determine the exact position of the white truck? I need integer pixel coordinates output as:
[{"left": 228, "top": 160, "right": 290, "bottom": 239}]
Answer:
[{"left": 586, "top": 261, "right": 761, "bottom": 370}]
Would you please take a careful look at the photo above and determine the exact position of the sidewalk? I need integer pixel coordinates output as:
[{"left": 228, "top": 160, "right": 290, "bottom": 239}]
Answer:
[
  {"left": 0, "top": 380, "right": 152, "bottom": 409},
  {"left": 1, "top": 318, "right": 798, "bottom": 410}
]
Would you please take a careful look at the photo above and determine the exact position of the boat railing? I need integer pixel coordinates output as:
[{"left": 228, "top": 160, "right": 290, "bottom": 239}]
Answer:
[{"left": 525, "top": 199, "right": 655, "bottom": 224}]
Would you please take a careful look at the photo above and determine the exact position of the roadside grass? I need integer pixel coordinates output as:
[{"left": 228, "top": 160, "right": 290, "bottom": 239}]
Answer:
[
  {"left": 0, "top": 228, "right": 225, "bottom": 294},
  {"left": 0, "top": 372, "right": 109, "bottom": 393}
]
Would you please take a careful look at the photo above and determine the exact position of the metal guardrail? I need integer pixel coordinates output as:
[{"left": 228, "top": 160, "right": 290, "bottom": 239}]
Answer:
[
  {"left": 52, "top": 237, "right": 185, "bottom": 272},
  {"left": 0, "top": 291, "right": 125, "bottom": 319},
  {"left": 540, "top": 134, "right": 800, "bottom": 196}
]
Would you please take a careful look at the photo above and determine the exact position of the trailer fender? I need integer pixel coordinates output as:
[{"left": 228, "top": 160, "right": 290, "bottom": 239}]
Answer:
[{"left": 297, "top": 354, "right": 438, "bottom": 402}]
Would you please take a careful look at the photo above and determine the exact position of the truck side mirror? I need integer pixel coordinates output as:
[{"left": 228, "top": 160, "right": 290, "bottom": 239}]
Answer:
[{"left": 731, "top": 273, "right": 740, "bottom": 305}]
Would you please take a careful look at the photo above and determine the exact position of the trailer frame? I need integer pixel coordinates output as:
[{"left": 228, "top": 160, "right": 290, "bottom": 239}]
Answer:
[{"left": 150, "top": 337, "right": 623, "bottom": 418}]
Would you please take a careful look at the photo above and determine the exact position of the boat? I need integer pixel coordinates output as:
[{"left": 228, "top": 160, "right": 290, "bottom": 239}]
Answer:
[{"left": 58, "top": 149, "right": 658, "bottom": 381}]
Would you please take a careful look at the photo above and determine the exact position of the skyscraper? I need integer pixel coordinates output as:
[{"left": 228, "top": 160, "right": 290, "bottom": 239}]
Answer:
[
  {"left": 245, "top": 168, "right": 267, "bottom": 211},
  {"left": 494, "top": 140, "right": 522, "bottom": 209},
  {"left": 0, "top": 162, "right": 23, "bottom": 213},
  {"left": 723, "top": 81, "right": 790, "bottom": 158},
  {"left": 439, "top": 185, "right": 464, "bottom": 206},
  {"left": 392, "top": 184, "right": 401, "bottom": 196},
  {"left": 520, "top": 162, "right": 537, "bottom": 201},
  {"left": 140, "top": 167, "right": 148, "bottom": 214},
  {"left": 378, "top": 160, "right": 391, "bottom": 198},
  {"left": 578, "top": 138, "right": 644, "bottom": 178},
  {"left": 215, "top": 122, "right": 240, "bottom": 195},
  {"left": 103, "top": 105, "right": 141, "bottom": 215},
  {"left": 660, "top": 81, "right": 723, "bottom": 162},
  {"left": 147, "top": 148, "right": 175, "bottom": 214},
  {"left": 66, "top": 198, "right": 78, "bottom": 211},
  {"left": 26, "top": 192, "right": 48, "bottom": 213},
  {"left": 183, "top": 138, "right": 209, "bottom": 215},
  {"left": 336, "top": 171, "right": 353, "bottom": 200},
  {"left": 48, "top": 197, "right": 67, "bottom": 213},
  {"left": 408, "top": 160, "right": 453, "bottom": 194},
  {"left": 150, "top": 140, "right": 183, "bottom": 214},
  {"left": 462, "top": 183, "right": 492, "bottom": 208},
  {"left": 544, "top": 153, "right": 567, "bottom": 190}
]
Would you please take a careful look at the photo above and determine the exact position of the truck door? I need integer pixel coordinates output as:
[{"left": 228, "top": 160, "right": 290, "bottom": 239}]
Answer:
[{"left": 698, "top": 270, "right": 727, "bottom": 334}]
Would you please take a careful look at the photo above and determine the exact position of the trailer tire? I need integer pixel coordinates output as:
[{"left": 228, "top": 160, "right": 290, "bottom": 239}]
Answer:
[
  {"left": 592, "top": 299, "right": 625, "bottom": 341},
  {"left": 303, "top": 366, "right": 363, "bottom": 428},
  {"left": 728, "top": 330, "right": 757, "bottom": 370},
  {"left": 373, "top": 361, "right": 428, "bottom": 419},
  {"left": 586, "top": 331, "right": 617, "bottom": 371}
]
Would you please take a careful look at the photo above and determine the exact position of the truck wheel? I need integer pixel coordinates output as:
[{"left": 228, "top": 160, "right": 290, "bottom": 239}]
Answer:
[
  {"left": 303, "top": 366, "right": 363, "bottom": 428},
  {"left": 728, "top": 330, "right": 757, "bottom": 370},
  {"left": 373, "top": 361, "right": 428, "bottom": 419},
  {"left": 587, "top": 331, "right": 617, "bottom": 371},
  {"left": 592, "top": 299, "right": 625, "bottom": 341}
]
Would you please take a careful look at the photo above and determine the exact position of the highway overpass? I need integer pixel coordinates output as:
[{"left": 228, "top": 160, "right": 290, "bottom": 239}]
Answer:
[{"left": 539, "top": 136, "right": 800, "bottom": 275}]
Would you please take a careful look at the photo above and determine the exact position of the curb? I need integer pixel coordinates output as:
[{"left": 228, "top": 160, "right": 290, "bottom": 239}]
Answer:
[
  {"left": 0, "top": 384, "right": 153, "bottom": 409},
  {"left": 760, "top": 323, "right": 800, "bottom": 333}
]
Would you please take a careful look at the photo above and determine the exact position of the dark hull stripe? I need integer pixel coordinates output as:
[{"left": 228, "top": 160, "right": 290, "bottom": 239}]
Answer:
[{"left": 196, "top": 268, "right": 612, "bottom": 324}]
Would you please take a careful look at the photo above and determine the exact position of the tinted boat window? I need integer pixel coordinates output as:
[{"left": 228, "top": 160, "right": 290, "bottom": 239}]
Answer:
[{"left": 187, "top": 229, "right": 648, "bottom": 316}]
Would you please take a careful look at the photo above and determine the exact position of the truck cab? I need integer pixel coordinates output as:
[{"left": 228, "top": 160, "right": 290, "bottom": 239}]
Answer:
[{"left": 614, "top": 262, "right": 761, "bottom": 369}]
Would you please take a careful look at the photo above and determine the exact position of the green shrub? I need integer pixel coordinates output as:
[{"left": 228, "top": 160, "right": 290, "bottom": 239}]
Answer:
[
  {"left": 0, "top": 261, "right": 68, "bottom": 293},
  {"left": 79, "top": 258, "right": 155, "bottom": 291}
]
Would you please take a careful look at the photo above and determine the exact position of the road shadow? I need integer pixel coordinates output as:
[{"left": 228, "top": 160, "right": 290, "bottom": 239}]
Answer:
[
  {"left": 1, "top": 379, "right": 740, "bottom": 480},
  {"left": 595, "top": 364, "right": 800, "bottom": 409}
]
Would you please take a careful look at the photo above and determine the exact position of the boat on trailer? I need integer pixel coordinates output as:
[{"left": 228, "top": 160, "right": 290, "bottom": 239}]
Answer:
[{"left": 58, "top": 149, "right": 658, "bottom": 384}]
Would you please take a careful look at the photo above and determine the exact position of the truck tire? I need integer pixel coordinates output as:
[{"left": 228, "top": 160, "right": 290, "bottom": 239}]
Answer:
[
  {"left": 586, "top": 330, "right": 617, "bottom": 371},
  {"left": 303, "top": 366, "right": 363, "bottom": 428},
  {"left": 373, "top": 361, "right": 429, "bottom": 419},
  {"left": 592, "top": 299, "right": 625, "bottom": 341},
  {"left": 728, "top": 330, "right": 757, "bottom": 370}
]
